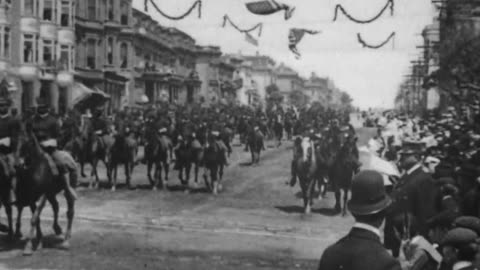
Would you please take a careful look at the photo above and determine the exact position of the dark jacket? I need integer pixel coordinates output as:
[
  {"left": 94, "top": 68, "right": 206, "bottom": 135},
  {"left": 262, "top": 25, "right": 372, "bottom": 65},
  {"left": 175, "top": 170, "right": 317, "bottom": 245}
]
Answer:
[
  {"left": 318, "top": 227, "right": 401, "bottom": 270},
  {"left": 389, "top": 167, "right": 438, "bottom": 236}
]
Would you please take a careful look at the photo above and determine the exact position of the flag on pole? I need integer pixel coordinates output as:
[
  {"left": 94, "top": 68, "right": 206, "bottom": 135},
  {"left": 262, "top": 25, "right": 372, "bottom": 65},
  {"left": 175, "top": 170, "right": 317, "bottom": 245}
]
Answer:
[
  {"left": 288, "top": 28, "right": 321, "bottom": 59},
  {"left": 245, "top": 32, "right": 259, "bottom": 46}
]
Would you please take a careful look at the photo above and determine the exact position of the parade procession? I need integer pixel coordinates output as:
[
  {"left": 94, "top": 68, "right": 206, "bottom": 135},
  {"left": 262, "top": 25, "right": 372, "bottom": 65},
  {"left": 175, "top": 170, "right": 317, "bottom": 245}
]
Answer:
[{"left": 1, "top": 0, "right": 480, "bottom": 269}]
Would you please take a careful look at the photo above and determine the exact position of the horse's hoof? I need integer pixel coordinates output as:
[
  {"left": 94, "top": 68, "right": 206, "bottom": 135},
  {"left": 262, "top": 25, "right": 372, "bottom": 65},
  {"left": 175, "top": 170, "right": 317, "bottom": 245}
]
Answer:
[
  {"left": 23, "top": 243, "right": 33, "bottom": 256},
  {"left": 218, "top": 184, "right": 223, "bottom": 192},
  {"left": 184, "top": 188, "right": 190, "bottom": 194},
  {"left": 152, "top": 186, "right": 157, "bottom": 191},
  {"left": 53, "top": 224, "right": 63, "bottom": 236},
  {"left": 14, "top": 231, "right": 23, "bottom": 239},
  {"left": 58, "top": 240, "right": 70, "bottom": 250},
  {"left": 111, "top": 187, "right": 116, "bottom": 192},
  {"left": 36, "top": 241, "right": 44, "bottom": 251},
  {"left": 81, "top": 173, "right": 87, "bottom": 178}
]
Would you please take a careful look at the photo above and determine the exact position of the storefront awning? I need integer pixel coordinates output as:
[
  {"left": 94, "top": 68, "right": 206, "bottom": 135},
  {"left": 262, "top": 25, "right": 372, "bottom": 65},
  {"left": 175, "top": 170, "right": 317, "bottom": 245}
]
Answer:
[{"left": 72, "top": 82, "right": 110, "bottom": 108}]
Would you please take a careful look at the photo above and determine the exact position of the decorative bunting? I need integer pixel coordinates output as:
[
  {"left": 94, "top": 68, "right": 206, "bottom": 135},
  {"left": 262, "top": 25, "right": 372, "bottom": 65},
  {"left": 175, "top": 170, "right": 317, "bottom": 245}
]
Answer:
[
  {"left": 245, "top": 33, "right": 259, "bottom": 46},
  {"left": 145, "top": 0, "right": 202, "bottom": 20},
  {"left": 333, "top": 0, "right": 394, "bottom": 24},
  {"left": 289, "top": 28, "right": 321, "bottom": 59},
  {"left": 245, "top": 0, "right": 295, "bottom": 20},
  {"left": 357, "top": 32, "right": 396, "bottom": 49},
  {"left": 222, "top": 15, "right": 263, "bottom": 37}
]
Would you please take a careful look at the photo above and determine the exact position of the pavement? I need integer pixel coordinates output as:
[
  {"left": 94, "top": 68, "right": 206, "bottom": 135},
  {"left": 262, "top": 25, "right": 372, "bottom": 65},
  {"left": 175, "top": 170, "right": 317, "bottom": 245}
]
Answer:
[{"left": 0, "top": 114, "right": 374, "bottom": 270}]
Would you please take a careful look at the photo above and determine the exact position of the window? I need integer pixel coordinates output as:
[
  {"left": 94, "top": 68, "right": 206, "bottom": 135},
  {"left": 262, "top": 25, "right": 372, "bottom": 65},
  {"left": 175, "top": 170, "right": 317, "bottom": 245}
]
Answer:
[
  {"left": 60, "top": 0, "right": 72, "bottom": 27},
  {"left": 107, "top": 0, "right": 114, "bottom": 21},
  {"left": 59, "top": 44, "right": 72, "bottom": 70},
  {"left": 88, "top": 0, "right": 96, "bottom": 20},
  {"left": 41, "top": 39, "right": 55, "bottom": 67},
  {"left": 120, "top": 43, "right": 128, "bottom": 68},
  {"left": 42, "top": 0, "right": 54, "bottom": 21},
  {"left": 107, "top": 37, "right": 113, "bottom": 65},
  {"left": 121, "top": 1, "right": 129, "bottom": 25},
  {"left": 23, "top": 34, "right": 35, "bottom": 63},
  {"left": 1, "top": 27, "right": 9, "bottom": 59},
  {"left": 23, "top": 0, "right": 36, "bottom": 16},
  {"left": 87, "top": 39, "right": 96, "bottom": 69}
]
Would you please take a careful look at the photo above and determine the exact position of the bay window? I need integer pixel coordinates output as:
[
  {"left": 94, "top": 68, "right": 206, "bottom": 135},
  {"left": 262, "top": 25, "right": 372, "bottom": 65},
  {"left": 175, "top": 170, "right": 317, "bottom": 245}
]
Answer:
[
  {"left": 23, "top": 34, "right": 36, "bottom": 63},
  {"left": 87, "top": 39, "right": 96, "bottom": 69},
  {"left": 42, "top": 0, "right": 55, "bottom": 22},
  {"left": 60, "top": 0, "right": 73, "bottom": 27},
  {"left": 41, "top": 39, "right": 55, "bottom": 67},
  {"left": 22, "top": 0, "right": 37, "bottom": 17}
]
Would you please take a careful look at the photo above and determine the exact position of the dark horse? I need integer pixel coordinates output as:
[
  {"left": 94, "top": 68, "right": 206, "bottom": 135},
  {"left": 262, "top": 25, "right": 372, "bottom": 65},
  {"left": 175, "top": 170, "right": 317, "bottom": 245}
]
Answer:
[
  {"left": 109, "top": 128, "right": 137, "bottom": 191},
  {"left": 329, "top": 134, "right": 359, "bottom": 216},
  {"left": 144, "top": 131, "right": 171, "bottom": 191},
  {"left": 246, "top": 128, "right": 264, "bottom": 165},
  {"left": 293, "top": 137, "right": 318, "bottom": 214},
  {"left": 0, "top": 153, "right": 14, "bottom": 239},
  {"left": 203, "top": 136, "right": 224, "bottom": 195},
  {"left": 16, "top": 127, "right": 76, "bottom": 255},
  {"left": 79, "top": 118, "right": 113, "bottom": 189}
]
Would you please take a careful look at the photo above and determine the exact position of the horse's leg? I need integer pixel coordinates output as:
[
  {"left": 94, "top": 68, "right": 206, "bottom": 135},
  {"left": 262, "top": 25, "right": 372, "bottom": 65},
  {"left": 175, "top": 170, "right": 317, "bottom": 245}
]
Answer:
[
  {"left": 147, "top": 160, "right": 154, "bottom": 186},
  {"left": 48, "top": 196, "right": 62, "bottom": 236},
  {"left": 23, "top": 195, "right": 47, "bottom": 256},
  {"left": 334, "top": 189, "right": 341, "bottom": 213},
  {"left": 15, "top": 205, "right": 24, "bottom": 238},
  {"left": 155, "top": 161, "right": 162, "bottom": 189},
  {"left": 125, "top": 162, "right": 131, "bottom": 189},
  {"left": 185, "top": 162, "right": 192, "bottom": 192},
  {"left": 211, "top": 165, "right": 218, "bottom": 195},
  {"left": 342, "top": 188, "right": 349, "bottom": 217},
  {"left": 59, "top": 191, "right": 75, "bottom": 250},
  {"left": 111, "top": 163, "right": 117, "bottom": 192},
  {"left": 3, "top": 200, "right": 13, "bottom": 240},
  {"left": 80, "top": 159, "right": 86, "bottom": 178},
  {"left": 164, "top": 160, "right": 169, "bottom": 183}
]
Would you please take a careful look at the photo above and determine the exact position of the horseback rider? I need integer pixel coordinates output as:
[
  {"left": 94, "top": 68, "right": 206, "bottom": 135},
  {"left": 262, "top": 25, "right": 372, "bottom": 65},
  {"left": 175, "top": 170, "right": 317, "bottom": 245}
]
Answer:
[
  {"left": 29, "top": 98, "right": 77, "bottom": 200},
  {"left": 90, "top": 104, "right": 112, "bottom": 150},
  {"left": 210, "top": 130, "right": 229, "bottom": 166},
  {"left": 0, "top": 97, "right": 21, "bottom": 204}
]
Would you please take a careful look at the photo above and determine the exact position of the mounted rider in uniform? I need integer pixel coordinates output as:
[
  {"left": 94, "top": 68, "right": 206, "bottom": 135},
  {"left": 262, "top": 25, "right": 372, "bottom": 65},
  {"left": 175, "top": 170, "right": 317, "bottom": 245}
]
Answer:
[
  {"left": 29, "top": 98, "right": 77, "bottom": 200},
  {"left": 0, "top": 97, "right": 20, "bottom": 204}
]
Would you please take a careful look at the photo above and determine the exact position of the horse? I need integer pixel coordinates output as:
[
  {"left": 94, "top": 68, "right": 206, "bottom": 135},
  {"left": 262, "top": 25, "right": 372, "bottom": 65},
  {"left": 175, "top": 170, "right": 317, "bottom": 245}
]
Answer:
[
  {"left": 293, "top": 136, "right": 317, "bottom": 214},
  {"left": 174, "top": 137, "right": 193, "bottom": 192},
  {"left": 329, "top": 133, "right": 359, "bottom": 216},
  {"left": 0, "top": 153, "right": 14, "bottom": 239},
  {"left": 109, "top": 128, "right": 137, "bottom": 191},
  {"left": 203, "top": 136, "right": 225, "bottom": 195},
  {"left": 79, "top": 118, "right": 113, "bottom": 188},
  {"left": 273, "top": 120, "right": 283, "bottom": 147},
  {"left": 144, "top": 130, "right": 171, "bottom": 191},
  {"left": 187, "top": 134, "right": 204, "bottom": 187},
  {"left": 246, "top": 128, "right": 264, "bottom": 165},
  {"left": 16, "top": 126, "right": 76, "bottom": 255}
]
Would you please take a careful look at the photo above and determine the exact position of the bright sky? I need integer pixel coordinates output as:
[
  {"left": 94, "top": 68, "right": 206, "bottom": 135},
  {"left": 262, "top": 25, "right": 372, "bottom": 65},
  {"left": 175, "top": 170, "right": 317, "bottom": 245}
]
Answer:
[{"left": 132, "top": 0, "right": 435, "bottom": 109}]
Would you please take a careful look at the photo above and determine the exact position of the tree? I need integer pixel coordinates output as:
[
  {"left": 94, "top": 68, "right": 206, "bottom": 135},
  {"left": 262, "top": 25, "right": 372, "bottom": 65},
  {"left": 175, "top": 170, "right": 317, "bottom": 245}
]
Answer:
[
  {"left": 266, "top": 83, "right": 283, "bottom": 110},
  {"left": 289, "top": 90, "right": 308, "bottom": 109}
]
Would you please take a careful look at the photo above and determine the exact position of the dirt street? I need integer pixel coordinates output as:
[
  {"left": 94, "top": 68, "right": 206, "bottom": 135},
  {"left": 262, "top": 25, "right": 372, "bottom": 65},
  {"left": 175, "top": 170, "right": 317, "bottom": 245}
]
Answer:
[{"left": 0, "top": 124, "right": 375, "bottom": 270}]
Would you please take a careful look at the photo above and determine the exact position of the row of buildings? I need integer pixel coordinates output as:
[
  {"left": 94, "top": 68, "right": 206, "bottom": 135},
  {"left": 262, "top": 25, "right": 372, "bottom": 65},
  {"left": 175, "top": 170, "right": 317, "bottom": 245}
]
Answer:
[
  {"left": 395, "top": 0, "right": 480, "bottom": 116},
  {"left": 0, "top": 0, "right": 345, "bottom": 114}
]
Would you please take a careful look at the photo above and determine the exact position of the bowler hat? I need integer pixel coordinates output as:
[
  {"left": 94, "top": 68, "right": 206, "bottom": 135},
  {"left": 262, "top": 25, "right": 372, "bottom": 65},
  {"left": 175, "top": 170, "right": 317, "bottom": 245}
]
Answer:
[
  {"left": 398, "top": 140, "right": 425, "bottom": 155},
  {"left": 347, "top": 170, "right": 392, "bottom": 215},
  {"left": 454, "top": 216, "right": 480, "bottom": 236},
  {"left": 442, "top": 228, "right": 478, "bottom": 247}
]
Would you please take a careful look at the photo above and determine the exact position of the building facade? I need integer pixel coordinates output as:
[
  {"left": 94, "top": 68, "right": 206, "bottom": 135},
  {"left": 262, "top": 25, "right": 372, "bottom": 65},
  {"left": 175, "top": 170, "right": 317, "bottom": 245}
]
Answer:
[
  {"left": 275, "top": 63, "right": 303, "bottom": 105},
  {"left": 2, "top": 0, "right": 76, "bottom": 113},
  {"left": 242, "top": 53, "right": 276, "bottom": 107},
  {"left": 304, "top": 72, "right": 329, "bottom": 106}
]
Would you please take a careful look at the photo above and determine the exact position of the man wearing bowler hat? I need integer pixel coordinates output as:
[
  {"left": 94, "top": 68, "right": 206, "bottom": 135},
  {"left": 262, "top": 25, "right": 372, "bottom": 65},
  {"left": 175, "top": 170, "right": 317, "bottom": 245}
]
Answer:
[
  {"left": 385, "top": 139, "right": 438, "bottom": 258},
  {"left": 318, "top": 170, "right": 401, "bottom": 270}
]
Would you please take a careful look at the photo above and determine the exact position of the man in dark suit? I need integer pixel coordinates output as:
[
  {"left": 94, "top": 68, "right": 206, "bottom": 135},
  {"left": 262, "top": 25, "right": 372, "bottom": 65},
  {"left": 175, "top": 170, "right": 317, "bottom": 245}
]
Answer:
[
  {"left": 318, "top": 170, "right": 401, "bottom": 270},
  {"left": 385, "top": 140, "right": 439, "bottom": 257}
]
